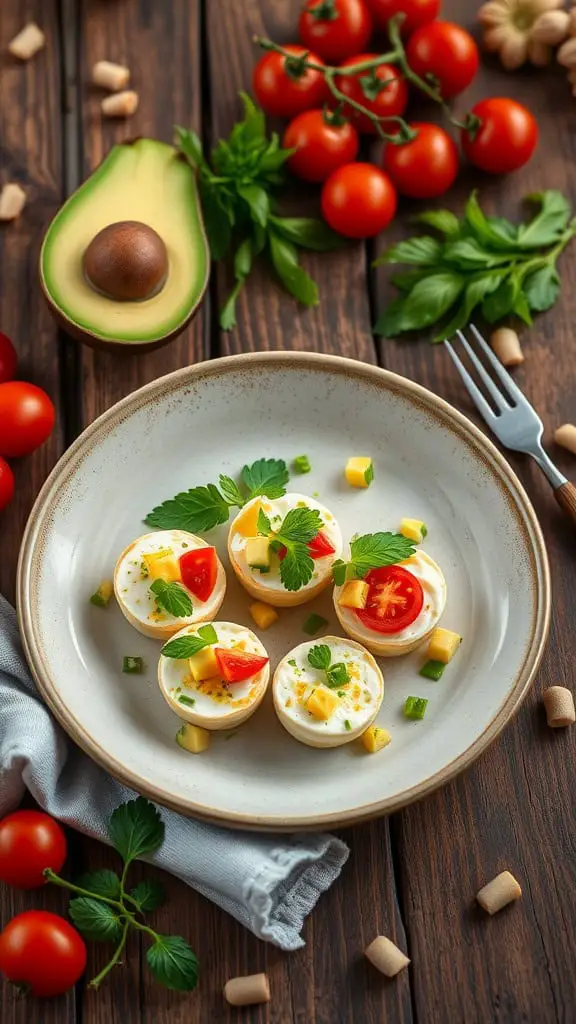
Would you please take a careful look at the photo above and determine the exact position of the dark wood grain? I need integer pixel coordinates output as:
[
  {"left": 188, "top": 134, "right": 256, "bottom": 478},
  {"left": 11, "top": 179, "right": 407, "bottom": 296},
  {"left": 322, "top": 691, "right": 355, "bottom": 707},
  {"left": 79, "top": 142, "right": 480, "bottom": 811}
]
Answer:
[{"left": 373, "top": 6, "right": 576, "bottom": 1022}]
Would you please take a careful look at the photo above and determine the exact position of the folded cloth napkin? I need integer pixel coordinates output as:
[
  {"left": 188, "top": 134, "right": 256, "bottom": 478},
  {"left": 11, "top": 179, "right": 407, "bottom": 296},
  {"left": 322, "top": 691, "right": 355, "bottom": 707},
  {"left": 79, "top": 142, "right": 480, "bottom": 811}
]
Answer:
[{"left": 0, "top": 595, "right": 349, "bottom": 950}]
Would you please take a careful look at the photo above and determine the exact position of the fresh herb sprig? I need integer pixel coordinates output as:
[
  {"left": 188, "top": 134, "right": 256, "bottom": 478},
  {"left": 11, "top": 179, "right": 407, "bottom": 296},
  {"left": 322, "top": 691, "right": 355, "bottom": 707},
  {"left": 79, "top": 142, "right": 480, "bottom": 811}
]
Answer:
[
  {"left": 332, "top": 532, "right": 415, "bottom": 586},
  {"left": 145, "top": 457, "right": 289, "bottom": 533},
  {"left": 162, "top": 623, "right": 218, "bottom": 660},
  {"left": 176, "top": 93, "right": 342, "bottom": 330},
  {"left": 374, "top": 190, "right": 576, "bottom": 340},
  {"left": 150, "top": 579, "right": 193, "bottom": 618},
  {"left": 307, "top": 644, "right": 350, "bottom": 688},
  {"left": 257, "top": 505, "right": 323, "bottom": 591},
  {"left": 44, "top": 798, "right": 198, "bottom": 992}
]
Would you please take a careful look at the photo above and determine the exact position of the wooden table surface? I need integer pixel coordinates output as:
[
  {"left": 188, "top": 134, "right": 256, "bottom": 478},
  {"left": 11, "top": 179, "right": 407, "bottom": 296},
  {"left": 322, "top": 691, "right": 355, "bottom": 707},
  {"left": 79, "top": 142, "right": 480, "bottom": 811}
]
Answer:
[{"left": 1, "top": 1, "right": 576, "bottom": 1022}]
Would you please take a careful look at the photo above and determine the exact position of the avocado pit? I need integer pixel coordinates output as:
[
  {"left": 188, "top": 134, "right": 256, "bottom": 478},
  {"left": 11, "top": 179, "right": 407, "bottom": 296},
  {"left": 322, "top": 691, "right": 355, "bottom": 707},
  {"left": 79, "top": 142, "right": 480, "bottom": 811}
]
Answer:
[{"left": 83, "top": 220, "right": 168, "bottom": 302}]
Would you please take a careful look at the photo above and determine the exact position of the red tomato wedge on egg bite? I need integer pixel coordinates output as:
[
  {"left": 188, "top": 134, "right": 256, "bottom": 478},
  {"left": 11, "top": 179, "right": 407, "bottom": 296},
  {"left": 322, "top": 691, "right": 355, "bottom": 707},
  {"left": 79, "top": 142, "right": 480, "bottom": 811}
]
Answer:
[
  {"left": 278, "top": 530, "right": 336, "bottom": 561},
  {"left": 179, "top": 547, "right": 217, "bottom": 602},
  {"left": 215, "top": 649, "right": 269, "bottom": 684}
]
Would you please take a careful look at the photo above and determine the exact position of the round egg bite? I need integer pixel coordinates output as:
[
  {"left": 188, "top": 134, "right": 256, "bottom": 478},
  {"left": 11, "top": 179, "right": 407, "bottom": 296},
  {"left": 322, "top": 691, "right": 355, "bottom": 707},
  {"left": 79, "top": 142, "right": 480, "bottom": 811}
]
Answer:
[
  {"left": 114, "top": 529, "right": 226, "bottom": 640},
  {"left": 228, "top": 493, "right": 343, "bottom": 608},
  {"left": 333, "top": 550, "right": 447, "bottom": 657},
  {"left": 158, "top": 621, "right": 270, "bottom": 730},
  {"left": 273, "top": 636, "right": 384, "bottom": 749}
]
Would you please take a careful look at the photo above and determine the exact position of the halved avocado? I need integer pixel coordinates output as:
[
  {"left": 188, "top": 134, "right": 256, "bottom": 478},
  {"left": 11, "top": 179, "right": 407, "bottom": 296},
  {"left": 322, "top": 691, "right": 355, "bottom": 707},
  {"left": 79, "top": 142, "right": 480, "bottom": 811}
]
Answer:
[{"left": 40, "top": 138, "right": 209, "bottom": 352}]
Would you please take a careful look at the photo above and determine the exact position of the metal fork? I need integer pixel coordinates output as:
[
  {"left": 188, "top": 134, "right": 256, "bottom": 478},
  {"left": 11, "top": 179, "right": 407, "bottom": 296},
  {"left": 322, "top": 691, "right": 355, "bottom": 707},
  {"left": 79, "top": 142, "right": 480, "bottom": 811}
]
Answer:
[{"left": 445, "top": 325, "right": 576, "bottom": 527}]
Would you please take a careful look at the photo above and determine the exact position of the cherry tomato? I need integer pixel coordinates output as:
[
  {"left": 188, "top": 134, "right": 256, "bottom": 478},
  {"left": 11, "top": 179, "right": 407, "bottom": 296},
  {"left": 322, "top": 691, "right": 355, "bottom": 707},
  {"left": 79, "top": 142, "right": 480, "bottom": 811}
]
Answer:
[
  {"left": 365, "top": 0, "right": 440, "bottom": 36},
  {"left": 0, "top": 457, "right": 14, "bottom": 512},
  {"left": 0, "top": 910, "right": 86, "bottom": 997},
  {"left": 179, "top": 547, "right": 218, "bottom": 602},
  {"left": 307, "top": 530, "right": 337, "bottom": 558},
  {"left": 0, "top": 332, "right": 17, "bottom": 384},
  {"left": 461, "top": 97, "right": 538, "bottom": 174},
  {"left": 0, "top": 810, "right": 67, "bottom": 890},
  {"left": 321, "top": 163, "right": 397, "bottom": 238},
  {"left": 383, "top": 122, "right": 459, "bottom": 198},
  {"left": 284, "top": 109, "right": 359, "bottom": 182},
  {"left": 253, "top": 45, "right": 328, "bottom": 119},
  {"left": 355, "top": 565, "right": 424, "bottom": 634},
  {"left": 215, "top": 648, "right": 270, "bottom": 683},
  {"left": 0, "top": 381, "right": 55, "bottom": 458},
  {"left": 336, "top": 56, "right": 408, "bottom": 134},
  {"left": 406, "top": 22, "right": 479, "bottom": 99},
  {"left": 299, "top": 0, "right": 373, "bottom": 65}
]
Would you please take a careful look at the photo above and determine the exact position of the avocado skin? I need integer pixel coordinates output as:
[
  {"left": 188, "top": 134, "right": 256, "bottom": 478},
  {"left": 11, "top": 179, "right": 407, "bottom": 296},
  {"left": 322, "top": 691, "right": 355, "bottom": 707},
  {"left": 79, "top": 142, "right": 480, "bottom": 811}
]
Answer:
[{"left": 40, "top": 138, "right": 210, "bottom": 353}]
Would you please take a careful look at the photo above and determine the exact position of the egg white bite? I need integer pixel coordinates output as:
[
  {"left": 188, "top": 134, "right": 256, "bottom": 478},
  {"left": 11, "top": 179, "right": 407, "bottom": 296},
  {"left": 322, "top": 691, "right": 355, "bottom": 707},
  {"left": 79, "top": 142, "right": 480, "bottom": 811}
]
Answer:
[
  {"left": 158, "top": 621, "right": 270, "bottom": 730},
  {"left": 334, "top": 550, "right": 447, "bottom": 657},
  {"left": 228, "top": 493, "right": 343, "bottom": 608},
  {"left": 114, "top": 530, "right": 226, "bottom": 640},
  {"left": 273, "top": 636, "right": 384, "bottom": 749}
]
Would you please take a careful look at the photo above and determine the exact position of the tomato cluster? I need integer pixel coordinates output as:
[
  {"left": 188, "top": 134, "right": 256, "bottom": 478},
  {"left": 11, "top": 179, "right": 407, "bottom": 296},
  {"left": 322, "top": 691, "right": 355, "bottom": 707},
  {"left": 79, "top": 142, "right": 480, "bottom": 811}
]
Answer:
[
  {"left": 0, "top": 332, "right": 56, "bottom": 512},
  {"left": 252, "top": 0, "right": 538, "bottom": 239}
]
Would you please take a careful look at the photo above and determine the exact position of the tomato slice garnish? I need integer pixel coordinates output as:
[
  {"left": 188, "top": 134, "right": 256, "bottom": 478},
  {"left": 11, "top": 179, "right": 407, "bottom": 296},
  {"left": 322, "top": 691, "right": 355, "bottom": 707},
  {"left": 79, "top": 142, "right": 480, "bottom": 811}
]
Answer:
[
  {"left": 278, "top": 530, "right": 335, "bottom": 562},
  {"left": 355, "top": 565, "right": 424, "bottom": 635},
  {"left": 179, "top": 547, "right": 217, "bottom": 602},
  {"left": 214, "top": 648, "right": 269, "bottom": 683}
]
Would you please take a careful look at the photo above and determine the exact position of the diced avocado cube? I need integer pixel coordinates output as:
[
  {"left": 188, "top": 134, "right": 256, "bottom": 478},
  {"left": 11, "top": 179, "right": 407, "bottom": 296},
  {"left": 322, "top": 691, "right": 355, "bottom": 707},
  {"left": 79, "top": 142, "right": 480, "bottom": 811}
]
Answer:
[
  {"left": 176, "top": 724, "right": 210, "bottom": 754},
  {"left": 245, "top": 536, "right": 271, "bottom": 569}
]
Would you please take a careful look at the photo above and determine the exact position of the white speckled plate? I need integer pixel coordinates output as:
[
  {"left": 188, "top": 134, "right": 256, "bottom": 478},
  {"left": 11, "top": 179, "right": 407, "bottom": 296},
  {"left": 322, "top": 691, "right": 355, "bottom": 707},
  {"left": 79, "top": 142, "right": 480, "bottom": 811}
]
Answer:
[{"left": 18, "top": 353, "right": 550, "bottom": 830}]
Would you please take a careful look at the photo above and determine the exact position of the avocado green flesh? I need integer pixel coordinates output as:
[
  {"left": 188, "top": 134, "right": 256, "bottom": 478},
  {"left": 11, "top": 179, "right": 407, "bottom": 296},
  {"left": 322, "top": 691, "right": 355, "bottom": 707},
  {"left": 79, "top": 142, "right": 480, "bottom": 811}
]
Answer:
[{"left": 41, "top": 139, "right": 209, "bottom": 343}]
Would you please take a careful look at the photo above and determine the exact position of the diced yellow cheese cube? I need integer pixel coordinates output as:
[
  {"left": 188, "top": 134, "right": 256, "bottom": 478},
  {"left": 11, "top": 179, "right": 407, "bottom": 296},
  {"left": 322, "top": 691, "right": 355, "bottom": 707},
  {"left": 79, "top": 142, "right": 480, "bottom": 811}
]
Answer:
[
  {"left": 362, "top": 726, "right": 392, "bottom": 753},
  {"left": 143, "top": 548, "right": 181, "bottom": 582},
  {"left": 189, "top": 646, "right": 219, "bottom": 682},
  {"left": 176, "top": 724, "right": 210, "bottom": 754},
  {"left": 345, "top": 457, "right": 374, "bottom": 488},
  {"left": 400, "top": 518, "right": 427, "bottom": 543},
  {"left": 338, "top": 579, "right": 369, "bottom": 610},
  {"left": 245, "top": 537, "right": 271, "bottom": 568},
  {"left": 427, "top": 628, "right": 462, "bottom": 664},
  {"left": 249, "top": 602, "right": 279, "bottom": 630},
  {"left": 90, "top": 580, "right": 113, "bottom": 607},
  {"left": 305, "top": 686, "right": 340, "bottom": 721},
  {"left": 234, "top": 500, "right": 263, "bottom": 538}
]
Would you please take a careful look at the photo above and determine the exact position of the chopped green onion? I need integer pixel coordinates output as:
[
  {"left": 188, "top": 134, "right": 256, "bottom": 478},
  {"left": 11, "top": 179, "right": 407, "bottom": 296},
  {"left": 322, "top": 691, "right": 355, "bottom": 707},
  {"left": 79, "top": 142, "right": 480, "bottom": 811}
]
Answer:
[
  {"left": 303, "top": 613, "right": 329, "bottom": 636},
  {"left": 404, "top": 696, "right": 428, "bottom": 720},
  {"left": 288, "top": 658, "right": 298, "bottom": 668},
  {"left": 421, "top": 523, "right": 428, "bottom": 538},
  {"left": 293, "top": 454, "right": 311, "bottom": 474},
  {"left": 364, "top": 462, "right": 374, "bottom": 486},
  {"left": 177, "top": 694, "right": 196, "bottom": 707},
  {"left": 326, "top": 662, "right": 350, "bottom": 688},
  {"left": 122, "top": 656, "right": 144, "bottom": 674},
  {"left": 258, "top": 566, "right": 271, "bottom": 574},
  {"left": 419, "top": 659, "right": 445, "bottom": 681},
  {"left": 337, "top": 690, "right": 346, "bottom": 698},
  {"left": 344, "top": 719, "right": 352, "bottom": 732}
]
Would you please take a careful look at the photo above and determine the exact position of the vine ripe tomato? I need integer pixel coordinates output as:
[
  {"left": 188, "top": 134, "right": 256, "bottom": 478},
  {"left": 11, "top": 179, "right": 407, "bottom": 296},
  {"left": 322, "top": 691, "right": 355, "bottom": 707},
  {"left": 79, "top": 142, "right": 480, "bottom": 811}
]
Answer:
[
  {"left": 0, "top": 457, "right": 14, "bottom": 512},
  {"left": 0, "top": 810, "right": 67, "bottom": 889},
  {"left": 321, "top": 163, "right": 397, "bottom": 238},
  {"left": 365, "top": 0, "right": 440, "bottom": 36},
  {"left": 461, "top": 98, "right": 538, "bottom": 174},
  {"left": 0, "top": 332, "right": 17, "bottom": 384},
  {"left": 355, "top": 565, "right": 424, "bottom": 634},
  {"left": 336, "top": 56, "right": 408, "bottom": 134},
  {"left": 299, "top": 0, "right": 373, "bottom": 65},
  {"left": 252, "top": 45, "right": 328, "bottom": 118},
  {"left": 0, "top": 911, "right": 86, "bottom": 997},
  {"left": 406, "top": 21, "right": 479, "bottom": 98},
  {"left": 283, "top": 109, "right": 359, "bottom": 182},
  {"left": 383, "top": 122, "right": 459, "bottom": 198},
  {"left": 0, "top": 381, "right": 55, "bottom": 458}
]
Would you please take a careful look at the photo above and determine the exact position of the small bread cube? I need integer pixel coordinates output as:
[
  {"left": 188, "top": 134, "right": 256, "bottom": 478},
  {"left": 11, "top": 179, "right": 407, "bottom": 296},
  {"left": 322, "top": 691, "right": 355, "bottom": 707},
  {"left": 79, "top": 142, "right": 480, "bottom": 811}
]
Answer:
[
  {"left": 9, "top": 23, "right": 45, "bottom": 61},
  {"left": 400, "top": 518, "right": 427, "bottom": 543},
  {"left": 92, "top": 60, "right": 130, "bottom": 91},
  {"left": 338, "top": 579, "right": 369, "bottom": 610},
  {"left": 189, "top": 646, "right": 219, "bottom": 682},
  {"left": 427, "top": 627, "right": 462, "bottom": 664},
  {"left": 176, "top": 724, "right": 210, "bottom": 754},
  {"left": 143, "top": 548, "right": 181, "bottom": 582},
  {"left": 362, "top": 725, "right": 391, "bottom": 753},
  {"left": 345, "top": 457, "right": 374, "bottom": 488},
  {"left": 0, "top": 183, "right": 26, "bottom": 222},
  {"left": 245, "top": 537, "right": 270, "bottom": 569},
  {"left": 306, "top": 686, "right": 339, "bottom": 721},
  {"left": 101, "top": 90, "right": 139, "bottom": 118},
  {"left": 249, "top": 602, "right": 278, "bottom": 630}
]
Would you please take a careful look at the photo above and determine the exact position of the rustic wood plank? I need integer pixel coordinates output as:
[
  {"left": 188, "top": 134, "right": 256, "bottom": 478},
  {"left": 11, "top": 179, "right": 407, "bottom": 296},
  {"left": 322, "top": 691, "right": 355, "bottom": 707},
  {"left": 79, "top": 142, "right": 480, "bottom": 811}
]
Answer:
[
  {"left": 204, "top": 4, "right": 412, "bottom": 1023},
  {"left": 0, "top": 3, "right": 75, "bottom": 1022},
  {"left": 373, "top": 5, "right": 576, "bottom": 1021}
]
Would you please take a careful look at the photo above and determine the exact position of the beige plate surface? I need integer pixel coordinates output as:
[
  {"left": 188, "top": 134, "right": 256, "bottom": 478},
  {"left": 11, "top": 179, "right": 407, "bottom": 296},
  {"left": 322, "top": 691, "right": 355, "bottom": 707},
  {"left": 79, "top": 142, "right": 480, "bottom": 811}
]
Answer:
[{"left": 17, "top": 353, "right": 551, "bottom": 831}]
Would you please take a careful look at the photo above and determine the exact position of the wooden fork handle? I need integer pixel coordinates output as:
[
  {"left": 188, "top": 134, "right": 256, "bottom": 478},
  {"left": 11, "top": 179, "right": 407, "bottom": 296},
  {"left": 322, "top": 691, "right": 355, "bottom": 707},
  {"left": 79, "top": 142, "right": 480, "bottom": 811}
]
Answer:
[{"left": 554, "top": 482, "right": 576, "bottom": 527}]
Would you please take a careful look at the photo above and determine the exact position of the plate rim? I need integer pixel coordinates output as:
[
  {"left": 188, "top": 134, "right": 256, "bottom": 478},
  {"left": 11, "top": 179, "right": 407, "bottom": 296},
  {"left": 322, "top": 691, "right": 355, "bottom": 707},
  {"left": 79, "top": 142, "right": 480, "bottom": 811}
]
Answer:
[{"left": 17, "top": 351, "right": 551, "bottom": 831}]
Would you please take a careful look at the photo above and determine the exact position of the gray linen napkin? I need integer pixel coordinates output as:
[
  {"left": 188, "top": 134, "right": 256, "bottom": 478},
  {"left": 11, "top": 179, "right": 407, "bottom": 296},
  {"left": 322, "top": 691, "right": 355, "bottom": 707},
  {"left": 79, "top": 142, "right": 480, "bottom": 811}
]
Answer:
[{"left": 0, "top": 595, "right": 349, "bottom": 950}]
